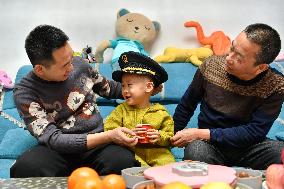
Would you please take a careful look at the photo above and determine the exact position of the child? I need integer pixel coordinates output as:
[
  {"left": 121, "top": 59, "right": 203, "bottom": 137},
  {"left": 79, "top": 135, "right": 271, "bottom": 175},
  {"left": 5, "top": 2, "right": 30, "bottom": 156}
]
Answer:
[{"left": 104, "top": 51, "right": 175, "bottom": 166}]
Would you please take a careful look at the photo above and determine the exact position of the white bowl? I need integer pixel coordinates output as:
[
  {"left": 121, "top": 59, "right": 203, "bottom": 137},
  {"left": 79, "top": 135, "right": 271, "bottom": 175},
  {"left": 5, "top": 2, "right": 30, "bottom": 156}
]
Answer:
[
  {"left": 234, "top": 168, "right": 262, "bottom": 189},
  {"left": 236, "top": 183, "right": 253, "bottom": 189},
  {"left": 121, "top": 167, "right": 149, "bottom": 189},
  {"left": 133, "top": 180, "right": 156, "bottom": 189}
]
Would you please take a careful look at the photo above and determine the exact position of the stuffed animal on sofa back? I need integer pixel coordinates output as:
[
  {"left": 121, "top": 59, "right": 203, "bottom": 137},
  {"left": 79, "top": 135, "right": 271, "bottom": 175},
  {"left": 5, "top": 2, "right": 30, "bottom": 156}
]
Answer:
[
  {"left": 0, "top": 70, "right": 13, "bottom": 89},
  {"left": 155, "top": 46, "right": 213, "bottom": 66},
  {"left": 184, "top": 21, "right": 231, "bottom": 56},
  {"left": 94, "top": 8, "right": 160, "bottom": 70}
]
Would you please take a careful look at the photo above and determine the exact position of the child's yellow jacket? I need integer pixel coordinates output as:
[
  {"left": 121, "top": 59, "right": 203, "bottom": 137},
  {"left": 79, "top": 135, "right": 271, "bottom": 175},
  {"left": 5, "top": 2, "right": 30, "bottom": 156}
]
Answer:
[{"left": 104, "top": 102, "right": 175, "bottom": 166}]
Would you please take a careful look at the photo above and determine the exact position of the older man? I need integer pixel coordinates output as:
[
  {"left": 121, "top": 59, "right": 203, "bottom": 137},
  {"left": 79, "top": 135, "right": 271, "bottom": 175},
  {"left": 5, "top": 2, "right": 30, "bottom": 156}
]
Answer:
[{"left": 172, "top": 23, "right": 284, "bottom": 170}]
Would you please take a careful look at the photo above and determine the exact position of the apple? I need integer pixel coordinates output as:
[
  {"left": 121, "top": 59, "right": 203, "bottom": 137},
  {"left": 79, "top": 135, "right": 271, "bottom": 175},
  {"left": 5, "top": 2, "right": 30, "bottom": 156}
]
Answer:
[
  {"left": 266, "top": 164, "right": 284, "bottom": 189},
  {"left": 161, "top": 181, "right": 192, "bottom": 189}
]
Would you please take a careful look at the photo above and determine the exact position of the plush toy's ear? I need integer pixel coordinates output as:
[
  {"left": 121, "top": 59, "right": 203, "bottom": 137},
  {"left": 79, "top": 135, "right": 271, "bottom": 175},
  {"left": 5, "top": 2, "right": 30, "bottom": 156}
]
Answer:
[
  {"left": 117, "top": 8, "right": 130, "bottom": 19},
  {"left": 153, "top": 21, "right": 161, "bottom": 32}
]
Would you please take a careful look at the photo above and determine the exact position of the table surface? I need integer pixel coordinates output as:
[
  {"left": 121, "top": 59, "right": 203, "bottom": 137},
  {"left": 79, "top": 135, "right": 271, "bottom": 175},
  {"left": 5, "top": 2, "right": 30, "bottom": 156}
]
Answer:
[
  {"left": 0, "top": 177, "right": 67, "bottom": 189},
  {"left": 0, "top": 170, "right": 267, "bottom": 189}
]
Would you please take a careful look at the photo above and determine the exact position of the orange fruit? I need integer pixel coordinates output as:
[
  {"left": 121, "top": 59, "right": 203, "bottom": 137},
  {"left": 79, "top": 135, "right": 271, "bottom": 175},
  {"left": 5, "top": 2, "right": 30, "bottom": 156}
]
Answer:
[
  {"left": 74, "top": 177, "right": 103, "bottom": 189},
  {"left": 68, "top": 167, "right": 100, "bottom": 189},
  {"left": 102, "top": 174, "right": 126, "bottom": 189}
]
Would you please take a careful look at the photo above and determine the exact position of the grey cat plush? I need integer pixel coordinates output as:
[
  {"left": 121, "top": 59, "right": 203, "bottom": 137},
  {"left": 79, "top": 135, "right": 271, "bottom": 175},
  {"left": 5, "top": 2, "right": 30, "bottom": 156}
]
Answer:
[{"left": 94, "top": 8, "right": 160, "bottom": 69}]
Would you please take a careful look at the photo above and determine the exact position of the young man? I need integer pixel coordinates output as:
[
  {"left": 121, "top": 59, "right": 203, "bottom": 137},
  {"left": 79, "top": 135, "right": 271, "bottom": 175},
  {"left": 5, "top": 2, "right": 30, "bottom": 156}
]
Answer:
[
  {"left": 104, "top": 51, "right": 175, "bottom": 166},
  {"left": 171, "top": 23, "right": 284, "bottom": 170},
  {"left": 11, "top": 25, "right": 141, "bottom": 177}
]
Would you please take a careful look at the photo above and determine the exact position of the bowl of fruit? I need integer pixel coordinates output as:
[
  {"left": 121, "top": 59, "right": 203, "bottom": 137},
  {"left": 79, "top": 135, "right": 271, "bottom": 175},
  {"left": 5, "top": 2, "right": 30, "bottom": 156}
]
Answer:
[
  {"left": 121, "top": 166, "right": 149, "bottom": 189},
  {"left": 234, "top": 167, "right": 262, "bottom": 189},
  {"left": 133, "top": 180, "right": 252, "bottom": 189},
  {"left": 133, "top": 180, "right": 192, "bottom": 189}
]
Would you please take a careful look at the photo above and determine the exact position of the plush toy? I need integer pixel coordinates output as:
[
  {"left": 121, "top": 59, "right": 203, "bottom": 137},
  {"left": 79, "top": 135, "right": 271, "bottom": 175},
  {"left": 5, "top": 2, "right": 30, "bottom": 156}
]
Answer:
[
  {"left": 0, "top": 70, "right": 13, "bottom": 89},
  {"left": 155, "top": 46, "right": 213, "bottom": 66},
  {"left": 94, "top": 8, "right": 160, "bottom": 69},
  {"left": 184, "top": 21, "right": 231, "bottom": 56}
]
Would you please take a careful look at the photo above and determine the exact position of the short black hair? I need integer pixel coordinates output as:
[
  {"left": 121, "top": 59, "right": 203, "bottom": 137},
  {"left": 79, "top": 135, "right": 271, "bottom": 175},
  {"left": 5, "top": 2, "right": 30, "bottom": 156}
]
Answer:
[
  {"left": 25, "top": 25, "right": 69, "bottom": 67},
  {"left": 244, "top": 23, "right": 281, "bottom": 65}
]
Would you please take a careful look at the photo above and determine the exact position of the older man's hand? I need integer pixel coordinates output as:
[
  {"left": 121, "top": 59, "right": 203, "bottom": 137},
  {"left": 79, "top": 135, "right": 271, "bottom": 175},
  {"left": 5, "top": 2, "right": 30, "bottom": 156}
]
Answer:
[{"left": 171, "top": 128, "right": 210, "bottom": 147}]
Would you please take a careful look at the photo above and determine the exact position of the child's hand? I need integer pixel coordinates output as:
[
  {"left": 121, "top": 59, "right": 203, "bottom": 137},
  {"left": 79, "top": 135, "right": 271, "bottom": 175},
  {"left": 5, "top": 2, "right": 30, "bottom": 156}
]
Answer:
[
  {"left": 133, "top": 124, "right": 147, "bottom": 140},
  {"left": 147, "top": 129, "right": 160, "bottom": 143}
]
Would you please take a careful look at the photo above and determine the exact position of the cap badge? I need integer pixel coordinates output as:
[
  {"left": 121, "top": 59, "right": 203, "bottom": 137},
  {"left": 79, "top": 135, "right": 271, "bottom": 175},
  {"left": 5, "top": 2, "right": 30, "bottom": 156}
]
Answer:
[{"left": 122, "top": 55, "right": 128, "bottom": 63}]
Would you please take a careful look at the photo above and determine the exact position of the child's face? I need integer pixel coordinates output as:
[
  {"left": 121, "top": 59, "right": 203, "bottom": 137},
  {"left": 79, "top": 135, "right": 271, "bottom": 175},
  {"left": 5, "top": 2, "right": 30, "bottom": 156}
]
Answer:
[{"left": 121, "top": 73, "right": 153, "bottom": 108}]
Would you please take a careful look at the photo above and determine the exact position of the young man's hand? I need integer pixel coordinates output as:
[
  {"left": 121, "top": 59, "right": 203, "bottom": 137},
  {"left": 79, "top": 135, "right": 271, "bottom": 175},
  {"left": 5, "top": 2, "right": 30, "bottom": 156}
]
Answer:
[{"left": 109, "top": 127, "right": 138, "bottom": 147}]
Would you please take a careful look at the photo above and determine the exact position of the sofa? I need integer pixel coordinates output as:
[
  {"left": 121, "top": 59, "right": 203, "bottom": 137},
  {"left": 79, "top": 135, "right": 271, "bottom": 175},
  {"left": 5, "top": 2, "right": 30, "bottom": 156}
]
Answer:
[{"left": 1, "top": 61, "right": 284, "bottom": 179}]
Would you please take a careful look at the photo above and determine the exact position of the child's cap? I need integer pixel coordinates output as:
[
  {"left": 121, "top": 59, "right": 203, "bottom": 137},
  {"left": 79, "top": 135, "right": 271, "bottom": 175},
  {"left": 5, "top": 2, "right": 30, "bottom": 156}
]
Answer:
[{"left": 112, "top": 51, "right": 168, "bottom": 87}]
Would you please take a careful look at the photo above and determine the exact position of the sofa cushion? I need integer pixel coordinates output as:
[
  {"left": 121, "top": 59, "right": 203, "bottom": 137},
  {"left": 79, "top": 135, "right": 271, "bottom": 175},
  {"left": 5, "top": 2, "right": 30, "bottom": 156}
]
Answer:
[
  {"left": 1, "top": 89, "right": 15, "bottom": 110},
  {"left": 14, "top": 65, "right": 33, "bottom": 84},
  {"left": 151, "top": 63, "right": 198, "bottom": 102},
  {"left": 0, "top": 65, "right": 33, "bottom": 111},
  {"left": 276, "top": 131, "right": 284, "bottom": 141},
  {"left": 0, "top": 108, "right": 25, "bottom": 143},
  {"left": 98, "top": 105, "right": 116, "bottom": 120},
  {"left": 0, "top": 128, "right": 38, "bottom": 159},
  {"left": 0, "top": 65, "right": 32, "bottom": 111},
  {"left": 267, "top": 88, "right": 284, "bottom": 140},
  {"left": 163, "top": 103, "right": 200, "bottom": 129},
  {"left": 0, "top": 159, "right": 15, "bottom": 178},
  {"left": 171, "top": 147, "right": 184, "bottom": 162},
  {"left": 270, "top": 61, "right": 284, "bottom": 75}
]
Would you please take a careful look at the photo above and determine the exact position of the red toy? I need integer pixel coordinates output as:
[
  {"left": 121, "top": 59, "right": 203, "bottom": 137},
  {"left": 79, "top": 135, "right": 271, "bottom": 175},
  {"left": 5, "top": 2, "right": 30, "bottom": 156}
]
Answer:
[{"left": 184, "top": 21, "right": 231, "bottom": 56}]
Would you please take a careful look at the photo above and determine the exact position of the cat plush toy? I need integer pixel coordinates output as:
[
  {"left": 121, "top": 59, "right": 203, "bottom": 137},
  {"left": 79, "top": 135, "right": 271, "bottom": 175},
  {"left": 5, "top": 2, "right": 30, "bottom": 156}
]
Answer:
[{"left": 95, "top": 8, "right": 160, "bottom": 70}]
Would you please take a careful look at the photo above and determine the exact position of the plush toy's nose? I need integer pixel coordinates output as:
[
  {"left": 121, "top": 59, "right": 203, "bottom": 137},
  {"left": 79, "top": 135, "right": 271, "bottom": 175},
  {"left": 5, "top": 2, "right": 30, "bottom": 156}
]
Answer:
[{"left": 135, "top": 26, "right": 139, "bottom": 30}]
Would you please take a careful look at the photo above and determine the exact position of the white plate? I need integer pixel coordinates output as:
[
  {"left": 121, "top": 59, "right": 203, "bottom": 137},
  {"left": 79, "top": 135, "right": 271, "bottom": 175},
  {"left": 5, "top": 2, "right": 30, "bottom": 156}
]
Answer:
[{"left": 262, "top": 181, "right": 268, "bottom": 189}]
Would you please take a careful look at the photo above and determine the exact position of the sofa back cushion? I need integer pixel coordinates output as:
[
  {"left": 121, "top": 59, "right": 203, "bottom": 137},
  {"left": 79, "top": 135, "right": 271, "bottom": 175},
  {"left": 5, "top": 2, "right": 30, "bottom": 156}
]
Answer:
[{"left": 151, "top": 63, "right": 197, "bottom": 102}]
